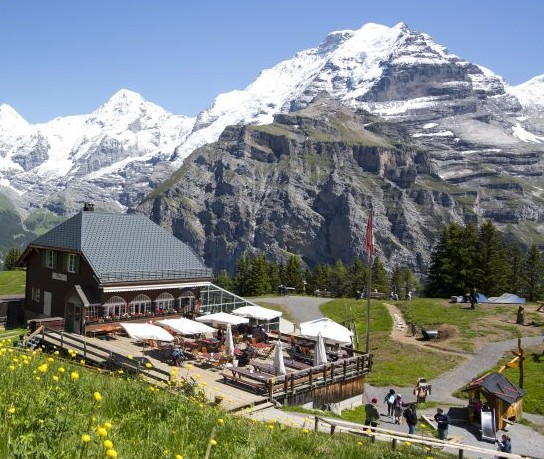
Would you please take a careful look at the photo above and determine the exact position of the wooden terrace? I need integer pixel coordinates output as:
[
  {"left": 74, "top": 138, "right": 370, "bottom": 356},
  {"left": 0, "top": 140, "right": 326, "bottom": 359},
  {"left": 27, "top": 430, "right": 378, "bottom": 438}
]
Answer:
[{"left": 27, "top": 326, "right": 372, "bottom": 411}]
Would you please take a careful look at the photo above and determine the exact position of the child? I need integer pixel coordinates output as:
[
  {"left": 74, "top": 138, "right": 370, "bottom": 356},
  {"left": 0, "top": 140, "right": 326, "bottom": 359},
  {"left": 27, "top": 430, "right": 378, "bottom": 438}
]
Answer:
[{"left": 393, "top": 394, "right": 404, "bottom": 424}]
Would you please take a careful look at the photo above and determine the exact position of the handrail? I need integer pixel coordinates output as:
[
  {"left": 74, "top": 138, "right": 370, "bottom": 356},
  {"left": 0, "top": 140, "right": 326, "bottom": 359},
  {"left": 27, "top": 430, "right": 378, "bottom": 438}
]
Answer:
[{"left": 314, "top": 416, "right": 532, "bottom": 459}]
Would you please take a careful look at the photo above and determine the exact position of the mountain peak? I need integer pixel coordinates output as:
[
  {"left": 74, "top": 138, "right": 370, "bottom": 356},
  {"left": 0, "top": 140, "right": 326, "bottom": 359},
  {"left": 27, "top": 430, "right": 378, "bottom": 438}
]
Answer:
[{"left": 0, "top": 104, "right": 30, "bottom": 132}]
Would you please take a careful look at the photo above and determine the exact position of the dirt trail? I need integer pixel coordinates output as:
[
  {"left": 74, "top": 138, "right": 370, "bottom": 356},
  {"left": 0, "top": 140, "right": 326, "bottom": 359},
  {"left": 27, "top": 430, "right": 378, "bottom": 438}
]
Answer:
[{"left": 383, "top": 302, "right": 469, "bottom": 356}]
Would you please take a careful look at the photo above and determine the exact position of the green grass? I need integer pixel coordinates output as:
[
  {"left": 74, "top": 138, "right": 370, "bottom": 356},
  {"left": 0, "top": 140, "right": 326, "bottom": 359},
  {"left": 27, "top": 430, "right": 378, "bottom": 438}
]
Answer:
[
  {"left": 0, "top": 270, "right": 26, "bottom": 295},
  {"left": 320, "top": 299, "right": 465, "bottom": 387},
  {"left": 0, "top": 341, "right": 427, "bottom": 459}
]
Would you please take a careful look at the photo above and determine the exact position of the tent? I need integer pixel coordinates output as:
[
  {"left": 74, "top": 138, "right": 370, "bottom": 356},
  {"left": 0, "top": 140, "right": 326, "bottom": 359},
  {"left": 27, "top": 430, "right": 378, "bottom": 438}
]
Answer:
[
  {"left": 156, "top": 318, "right": 216, "bottom": 336},
  {"left": 232, "top": 305, "right": 282, "bottom": 320},
  {"left": 487, "top": 293, "right": 526, "bottom": 304},
  {"left": 195, "top": 312, "right": 249, "bottom": 327},
  {"left": 120, "top": 323, "right": 175, "bottom": 342},
  {"left": 299, "top": 318, "right": 353, "bottom": 345}
]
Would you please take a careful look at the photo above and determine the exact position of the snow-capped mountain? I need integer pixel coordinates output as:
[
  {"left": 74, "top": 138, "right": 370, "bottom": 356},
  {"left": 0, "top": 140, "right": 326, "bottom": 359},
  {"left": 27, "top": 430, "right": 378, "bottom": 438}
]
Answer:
[
  {"left": 0, "top": 21, "right": 543, "bottom": 250},
  {"left": 0, "top": 89, "right": 195, "bottom": 214}
]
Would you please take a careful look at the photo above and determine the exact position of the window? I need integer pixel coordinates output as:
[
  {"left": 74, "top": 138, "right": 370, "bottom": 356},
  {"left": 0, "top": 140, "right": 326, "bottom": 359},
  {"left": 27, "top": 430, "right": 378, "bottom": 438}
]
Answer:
[
  {"left": 103, "top": 296, "right": 127, "bottom": 319},
  {"left": 32, "top": 287, "right": 41, "bottom": 303},
  {"left": 129, "top": 294, "right": 152, "bottom": 315},
  {"left": 67, "top": 254, "right": 77, "bottom": 273},
  {"left": 45, "top": 250, "right": 55, "bottom": 269}
]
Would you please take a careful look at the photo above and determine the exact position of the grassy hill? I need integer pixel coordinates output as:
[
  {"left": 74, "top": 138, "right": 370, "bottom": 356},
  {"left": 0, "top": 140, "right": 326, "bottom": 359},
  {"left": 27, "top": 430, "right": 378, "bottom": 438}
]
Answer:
[
  {"left": 0, "top": 270, "right": 25, "bottom": 295},
  {"left": 0, "top": 339, "right": 426, "bottom": 458}
]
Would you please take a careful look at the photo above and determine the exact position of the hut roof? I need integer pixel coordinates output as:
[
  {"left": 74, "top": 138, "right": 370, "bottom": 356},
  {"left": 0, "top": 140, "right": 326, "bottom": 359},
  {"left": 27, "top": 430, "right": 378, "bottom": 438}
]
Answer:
[{"left": 464, "top": 372, "right": 525, "bottom": 404}]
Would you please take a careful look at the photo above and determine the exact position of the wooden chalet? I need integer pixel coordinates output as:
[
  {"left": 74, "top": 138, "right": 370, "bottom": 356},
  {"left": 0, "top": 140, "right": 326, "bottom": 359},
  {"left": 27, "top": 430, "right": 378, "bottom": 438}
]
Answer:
[
  {"left": 463, "top": 372, "right": 525, "bottom": 431},
  {"left": 17, "top": 205, "right": 220, "bottom": 335}
]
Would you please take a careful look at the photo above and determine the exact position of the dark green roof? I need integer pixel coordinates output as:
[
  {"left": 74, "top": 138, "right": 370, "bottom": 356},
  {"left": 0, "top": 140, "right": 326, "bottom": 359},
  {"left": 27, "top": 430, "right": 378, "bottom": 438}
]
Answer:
[{"left": 30, "top": 211, "right": 212, "bottom": 283}]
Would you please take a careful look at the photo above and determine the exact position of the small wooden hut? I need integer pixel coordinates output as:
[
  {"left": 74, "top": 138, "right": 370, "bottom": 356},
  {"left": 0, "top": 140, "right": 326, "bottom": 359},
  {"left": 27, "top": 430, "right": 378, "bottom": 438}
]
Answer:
[{"left": 464, "top": 372, "right": 524, "bottom": 431}]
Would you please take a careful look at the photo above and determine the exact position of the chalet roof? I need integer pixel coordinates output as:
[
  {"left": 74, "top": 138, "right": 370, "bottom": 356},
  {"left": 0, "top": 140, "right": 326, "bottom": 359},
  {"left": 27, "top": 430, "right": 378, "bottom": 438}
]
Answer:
[
  {"left": 28, "top": 211, "right": 212, "bottom": 283},
  {"left": 464, "top": 372, "right": 525, "bottom": 404}
]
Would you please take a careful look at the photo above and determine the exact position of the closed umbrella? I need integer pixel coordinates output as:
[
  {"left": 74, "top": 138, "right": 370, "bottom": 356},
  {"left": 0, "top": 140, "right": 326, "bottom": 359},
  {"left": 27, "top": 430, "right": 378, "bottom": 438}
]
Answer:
[
  {"left": 225, "top": 323, "right": 235, "bottom": 357},
  {"left": 314, "top": 332, "right": 328, "bottom": 366},
  {"left": 273, "top": 340, "right": 286, "bottom": 375}
]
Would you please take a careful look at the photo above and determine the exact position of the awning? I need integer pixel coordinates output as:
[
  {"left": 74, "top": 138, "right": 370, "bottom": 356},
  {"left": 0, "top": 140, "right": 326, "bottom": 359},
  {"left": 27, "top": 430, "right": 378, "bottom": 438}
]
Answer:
[
  {"left": 156, "top": 318, "right": 216, "bottom": 336},
  {"left": 101, "top": 281, "right": 211, "bottom": 293},
  {"left": 120, "top": 323, "right": 175, "bottom": 342},
  {"left": 232, "top": 305, "right": 282, "bottom": 320}
]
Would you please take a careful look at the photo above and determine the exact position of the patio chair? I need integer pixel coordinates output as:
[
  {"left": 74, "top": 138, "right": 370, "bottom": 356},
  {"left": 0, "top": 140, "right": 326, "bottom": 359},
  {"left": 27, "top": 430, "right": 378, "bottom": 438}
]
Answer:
[{"left": 192, "top": 348, "right": 202, "bottom": 363}]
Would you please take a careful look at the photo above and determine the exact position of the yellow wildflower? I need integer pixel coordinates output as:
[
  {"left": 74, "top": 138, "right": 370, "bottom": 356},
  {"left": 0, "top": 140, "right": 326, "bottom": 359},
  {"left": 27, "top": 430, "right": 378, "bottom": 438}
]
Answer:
[
  {"left": 81, "top": 434, "right": 91, "bottom": 443},
  {"left": 217, "top": 418, "right": 224, "bottom": 426},
  {"left": 106, "top": 449, "right": 118, "bottom": 458},
  {"left": 103, "top": 439, "right": 113, "bottom": 449},
  {"left": 209, "top": 439, "right": 217, "bottom": 446},
  {"left": 97, "top": 427, "right": 108, "bottom": 437},
  {"left": 8, "top": 406, "right": 15, "bottom": 414},
  {"left": 93, "top": 391, "right": 102, "bottom": 402},
  {"left": 71, "top": 371, "right": 80, "bottom": 381}
]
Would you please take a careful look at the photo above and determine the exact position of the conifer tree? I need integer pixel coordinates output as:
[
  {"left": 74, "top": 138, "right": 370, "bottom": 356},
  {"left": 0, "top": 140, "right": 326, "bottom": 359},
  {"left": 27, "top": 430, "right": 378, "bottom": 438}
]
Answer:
[
  {"left": 350, "top": 257, "right": 367, "bottom": 299},
  {"left": 214, "top": 270, "right": 234, "bottom": 291},
  {"left": 330, "top": 260, "right": 351, "bottom": 298},
  {"left": 371, "top": 256, "right": 390, "bottom": 294},
  {"left": 524, "top": 245, "right": 544, "bottom": 301},
  {"left": 3, "top": 247, "right": 22, "bottom": 271},
  {"left": 247, "top": 255, "right": 270, "bottom": 296},
  {"left": 284, "top": 255, "right": 303, "bottom": 292},
  {"left": 234, "top": 254, "right": 250, "bottom": 296}
]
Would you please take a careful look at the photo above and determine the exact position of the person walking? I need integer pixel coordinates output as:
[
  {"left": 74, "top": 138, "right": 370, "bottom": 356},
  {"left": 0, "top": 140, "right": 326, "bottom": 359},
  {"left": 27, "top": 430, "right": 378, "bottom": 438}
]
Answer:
[
  {"left": 364, "top": 398, "right": 380, "bottom": 431},
  {"left": 434, "top": 407, "right": 451, "bottom": 440},
  {"left": 403, "top": 403, "right": 418, "bottom": 435},
  {"left": 384, "top": 389, "right": 396, "bottom": 417},
  {"left": 497, "top": 434, "right": 512, "bottom": 458},
  {"left": 393, "top": 394, "right": 404, "bottom": 425}
]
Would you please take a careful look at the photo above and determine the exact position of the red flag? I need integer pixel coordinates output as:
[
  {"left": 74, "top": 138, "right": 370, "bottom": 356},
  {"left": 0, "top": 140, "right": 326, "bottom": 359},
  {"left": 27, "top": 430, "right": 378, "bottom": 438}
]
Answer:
[{"left": 366, "top": 211, "right": 374, "bottom": 256}]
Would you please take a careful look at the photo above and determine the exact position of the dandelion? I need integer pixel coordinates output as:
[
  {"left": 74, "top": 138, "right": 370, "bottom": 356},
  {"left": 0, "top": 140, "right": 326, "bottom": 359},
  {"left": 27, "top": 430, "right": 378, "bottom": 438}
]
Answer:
[
  {"left": 105, "top": 449, "right": 118, "bottom": 458},
  {"left": 71, "top": 371, "right": 80, "bottom": 381},
  {"left": 80, "top": 359, "right": 86, "bottom": 365},
  {"left": 217, "top": 418, "right": 224, "bottom": 426},
  {"left": 97, "top": 427, "right": 108, "bottom": 437},
  {"left": 302, "top": 428, "right": 309, "bottom": 434},
  {"left": 127, "top": 354, "right": 133, "bottom": 360},
  {"left": 103, "top": 439, "right": 113, "bottom": 449},
  {"left": 54, "top": 350, "right": 59, "bottom": 355},
  {"left": 175, "top": 455, "right": 183, "bottom": 459},
  {"left": 145, "top": 362, "right": 152, "bottom": 368},
  {"left": 357, "top": 441, "right": 363, "bottom": 446},
  {"left": 37, "top": 363, "right": 48, "bottom": 373},
  {"left": 8, "top": 365, "right": 15, "bottom": 371},
  {"left": 163, "top": 449, "right": 169, "bottom": 456},
  {"left": 52, "top": 375, "right": 59, "bottom": 382},
  {"left": 209, "top": 439, "right": 217, "bottom": 446},
  {"left": 186, "top": 363, "right": 192, "bottom": 369},
  {"left": 8, "top": 406, "right": 15, "bottom": 414},
  {"left": 104, "top": 421, "right": 113, "bottom": 429},
  {"left": 405, "top": 441, "right": 412, "bottom": 446},
  {"left": 58, "top": 367, "right": 65, "bottom": 373},
  {"left": 81, "top": 434, "right": 91, "bottom": 443},
  {"left": 93, "top": 391, "right": 102, "bottom": 402}
]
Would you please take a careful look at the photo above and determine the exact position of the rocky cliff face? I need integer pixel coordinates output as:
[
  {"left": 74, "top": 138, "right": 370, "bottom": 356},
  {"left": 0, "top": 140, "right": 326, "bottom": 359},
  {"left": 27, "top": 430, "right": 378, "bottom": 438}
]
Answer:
[{"left": 138, "top": 95, "right": 544, "bottom": 275}]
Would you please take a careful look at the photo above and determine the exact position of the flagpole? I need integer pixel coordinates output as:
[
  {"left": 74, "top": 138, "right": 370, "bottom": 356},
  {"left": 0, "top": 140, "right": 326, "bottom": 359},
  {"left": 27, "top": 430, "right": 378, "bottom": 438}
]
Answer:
[{"left": 365, "top": 209, "right": 373, "bottom": 355}]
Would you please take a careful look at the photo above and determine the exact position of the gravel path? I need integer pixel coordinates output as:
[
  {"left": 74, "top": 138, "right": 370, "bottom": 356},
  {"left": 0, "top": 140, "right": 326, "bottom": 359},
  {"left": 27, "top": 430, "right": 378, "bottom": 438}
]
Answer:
[{"left": 251, "top": 296, "right": 544, "bottom": 458}]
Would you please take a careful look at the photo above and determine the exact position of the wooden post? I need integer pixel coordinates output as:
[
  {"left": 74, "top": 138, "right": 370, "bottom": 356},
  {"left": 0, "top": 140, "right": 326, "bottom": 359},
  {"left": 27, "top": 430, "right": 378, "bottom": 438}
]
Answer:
[
  {"left": 392, "top": 438, "right": 397, "bottom": 450},
  {"left": 314, "top": 417, "right": 319, "bottom": 432},
  {"left": 330, "top": 424, "right": 336, "bottom": 435},
  {"left": 518, "top": 338, "right": 524, "bottom": 389},
  {"left": 458, "top": 449, "right": 464, "bottom": 458}
]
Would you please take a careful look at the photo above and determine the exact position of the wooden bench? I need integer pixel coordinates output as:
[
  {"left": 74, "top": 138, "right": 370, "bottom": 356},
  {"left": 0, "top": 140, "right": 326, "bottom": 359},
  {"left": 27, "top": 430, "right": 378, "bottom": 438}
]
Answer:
[{"left": 221, "top": 367, "right": 269, "bottom": 394}]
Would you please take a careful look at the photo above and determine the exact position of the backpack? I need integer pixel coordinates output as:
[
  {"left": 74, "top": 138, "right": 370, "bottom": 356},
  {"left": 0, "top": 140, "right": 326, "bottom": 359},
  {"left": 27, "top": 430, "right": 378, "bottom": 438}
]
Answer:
[{"left": 387, "top": 394, "right": 396, "bottom": 404}]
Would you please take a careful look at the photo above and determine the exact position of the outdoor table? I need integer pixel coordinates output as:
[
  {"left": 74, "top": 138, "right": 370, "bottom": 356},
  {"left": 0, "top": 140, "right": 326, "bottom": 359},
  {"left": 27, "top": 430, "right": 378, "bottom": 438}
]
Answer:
[{"left": 283, "top": 358, "right": 311, "bottom": 370}]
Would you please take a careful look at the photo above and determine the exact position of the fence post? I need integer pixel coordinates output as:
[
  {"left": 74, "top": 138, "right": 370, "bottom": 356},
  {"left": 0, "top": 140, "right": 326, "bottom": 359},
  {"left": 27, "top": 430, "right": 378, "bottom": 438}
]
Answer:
[
  {"left": 392, "top": 438, "right": 397, "bottom": 450},
  {"left": 314, "top": 417, "right": 319, "bottom": 432}
]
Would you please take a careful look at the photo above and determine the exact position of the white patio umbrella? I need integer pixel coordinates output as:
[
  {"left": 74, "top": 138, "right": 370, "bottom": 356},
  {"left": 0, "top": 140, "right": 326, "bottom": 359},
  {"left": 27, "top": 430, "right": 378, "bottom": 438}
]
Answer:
[
  {"left": 120, "top": 323, "right": 175, "bottom": 342},
  {"left": 273, "top": 340, "right": 286, "bottom": 375},
  {"left": 314, "top": 332, "right": 328, "bottom": 366},
  {"left": 299, "top": 318, "right": 353, "bottom": 345},
  {"left": 195, "top": 312, "right": 249, "bottom": 327},
  {"left": 156, "top": 318, "right": 216, "bottom": 336},
  {"left": 232, "top": 305, "right": 282, "bottom": 320},
  {"left": 225, "top": 323, "right": 235, "bottom": 357}
]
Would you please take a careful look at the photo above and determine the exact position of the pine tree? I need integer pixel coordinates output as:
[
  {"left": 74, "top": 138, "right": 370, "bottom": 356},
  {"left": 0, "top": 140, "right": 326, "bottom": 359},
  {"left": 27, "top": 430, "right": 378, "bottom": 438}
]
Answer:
[
  {"left": 350, "top": 257, "right": 367, "bottom": 299},
  {"left": 524, "top": 245, "right": 544, "bottom": 301},
  {"left": 371, "top": 256, "right": 390, "bottom": 294},
  {"left": 330, "top": 260, "right": 351, "bottom": 298},
  {"left": 284, "top": 255, "right": 303, "bottom": 292},
  {"left": 474, "top": 221, "right": 511, "bottom": 296},
  {"left": 214, "top": 270, "right": 234, "bottom": 291},
  {"left": 267, "top": 260, "right": 280, "bottom": 294},
  {"left": 3, "top": 247, "right": 22, "bottom": 271},
  {"left": 247, "top": 255, "right": 270, "bottom": 296},
  {"left": 234, "top": 254, "right": 250, "bottom": 296}
]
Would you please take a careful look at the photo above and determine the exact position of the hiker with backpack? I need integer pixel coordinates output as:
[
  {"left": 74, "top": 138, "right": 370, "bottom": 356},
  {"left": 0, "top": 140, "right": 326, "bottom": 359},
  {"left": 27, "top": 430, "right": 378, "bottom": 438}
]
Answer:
[
  {"left": 403, "top": 403, "right": 418, "bottom": 435},
  {"left": 384, "top": 389, "right": 396, "bottom": 417}
]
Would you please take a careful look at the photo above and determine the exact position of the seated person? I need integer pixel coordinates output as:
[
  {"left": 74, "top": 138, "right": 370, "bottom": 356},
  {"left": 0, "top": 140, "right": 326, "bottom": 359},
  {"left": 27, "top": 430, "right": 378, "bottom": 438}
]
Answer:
[{"left": 171, "top": 347, "right": 186, "bottom": 366}]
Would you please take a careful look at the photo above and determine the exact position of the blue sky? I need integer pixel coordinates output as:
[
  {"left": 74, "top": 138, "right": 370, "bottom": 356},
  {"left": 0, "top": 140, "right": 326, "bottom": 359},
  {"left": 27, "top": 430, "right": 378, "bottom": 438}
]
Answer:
[{"left": 1, "top": 0, "right": 543, "bottom": 124}]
